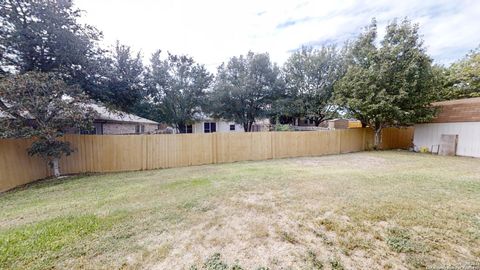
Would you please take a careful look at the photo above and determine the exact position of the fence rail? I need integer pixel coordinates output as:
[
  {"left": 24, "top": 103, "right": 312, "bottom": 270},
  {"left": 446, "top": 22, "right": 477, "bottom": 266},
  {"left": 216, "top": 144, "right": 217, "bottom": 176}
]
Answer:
[{"left": 0, "top": 127, "right": 413, "bottom": 192}]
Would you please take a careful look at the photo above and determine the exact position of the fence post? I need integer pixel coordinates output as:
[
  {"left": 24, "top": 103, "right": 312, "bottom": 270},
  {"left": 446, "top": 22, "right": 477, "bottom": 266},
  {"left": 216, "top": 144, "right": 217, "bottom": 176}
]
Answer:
[
  {"left": 337, "top": 130, "right": 342, "bottom": 154},
  {"left": 143, "top": 135, "right": 148, "bottom": 170},
  {"left": 270, "top": 132, "right": 275, "bottom": 159},
  {"left": 212, "top": 133, "right": 218, "bottom": 164},
  {"left": 362, "top": 128, "right": 366, "bottom": 150}
]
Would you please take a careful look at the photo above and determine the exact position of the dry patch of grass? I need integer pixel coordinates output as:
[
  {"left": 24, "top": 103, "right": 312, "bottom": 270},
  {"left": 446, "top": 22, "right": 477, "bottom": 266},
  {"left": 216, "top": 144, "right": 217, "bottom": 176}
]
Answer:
[{"left": 1, "top": 151, "right": 480, "bottom": 269}]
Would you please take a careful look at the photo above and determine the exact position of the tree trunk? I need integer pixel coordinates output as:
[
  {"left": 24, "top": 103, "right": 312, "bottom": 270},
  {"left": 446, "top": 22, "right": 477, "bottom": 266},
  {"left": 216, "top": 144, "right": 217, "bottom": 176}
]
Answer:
[
  {"left": 374, "top": 127, "right": 383, "bottom": 150},
  {"left": 176, "top": 122, "right": 186, "bottom": 134},
  {"left": 51, "top": 158, "right": 61, "bottom": 178},
  {"left": 244, "top": 121, "right": 254, "bottom": 132}
]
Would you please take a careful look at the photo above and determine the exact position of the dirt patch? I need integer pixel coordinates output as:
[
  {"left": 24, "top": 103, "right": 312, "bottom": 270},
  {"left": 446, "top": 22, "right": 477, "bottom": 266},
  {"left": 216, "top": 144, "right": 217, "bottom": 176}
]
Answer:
[
  {"left": 292, "top": 153, "right": 389, "bottom": 169},
  {"left": 148, "top": 191, "right": 406, "bottom": 269}
]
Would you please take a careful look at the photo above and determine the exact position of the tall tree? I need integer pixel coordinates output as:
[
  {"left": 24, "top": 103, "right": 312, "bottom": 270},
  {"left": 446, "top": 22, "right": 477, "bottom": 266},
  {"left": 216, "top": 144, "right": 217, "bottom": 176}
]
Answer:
[
  {"left": 334, "top": 19, "right": 438, "bottom": 148},
  {"left": 0, "top": 72, "right": 96, "bottom": 177},
  {"left": 102, "top": 41, "right": 145, "bottom": 113},
  {"left": 210, "top": 52, "right": 284, "bottom": 131},
  {"left": 282, "top": 46, "right": 344, "bottom": 126},
  {"left": 443, "top": 47, "right": 480, "bottom": 99},
  {"left": 0, "top": 0, "right": 104, "bottom": 98},
  {"left": 146, "top": 51, "right": 212, "bottom": 132}
]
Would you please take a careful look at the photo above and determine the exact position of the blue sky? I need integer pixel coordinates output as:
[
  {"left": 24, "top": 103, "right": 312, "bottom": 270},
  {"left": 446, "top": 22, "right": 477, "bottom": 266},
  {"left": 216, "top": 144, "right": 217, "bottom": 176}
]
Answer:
[{"left": 76, "top": 0, "right": 480, "bottom": 71}]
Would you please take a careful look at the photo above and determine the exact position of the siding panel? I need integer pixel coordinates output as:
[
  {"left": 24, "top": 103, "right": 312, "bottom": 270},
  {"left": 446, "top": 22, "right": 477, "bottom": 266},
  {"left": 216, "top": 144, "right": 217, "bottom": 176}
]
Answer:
[{"left": 414, "top": 122, "right": 480, "bottom": 157}]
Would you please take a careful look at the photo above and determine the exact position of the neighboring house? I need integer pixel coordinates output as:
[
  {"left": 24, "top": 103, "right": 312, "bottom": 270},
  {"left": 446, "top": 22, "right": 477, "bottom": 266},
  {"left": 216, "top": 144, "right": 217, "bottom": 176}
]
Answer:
[
  {"left": 183, "top": 118, "right": 244, "bottom": 134},
  {"left": 282, "top": 117, "right": 325, "bottom": 131},
  {"left": 293, "top": 117, "right": 318, "bottom": 127},
  {"left": 413, "top": 97, "right": 480, "bottom": 157},
  {"left": 179, "top": 113, "right": 270, "bottom": 133},
  {"left": 288, "top": 117, "right": 362, "bottom": 130},
  {"left": 327, "top": 118, "right": 362, "bottom": 129},
  {"left": 347, "top": 120, "right": 363, "bottom": 129},
  {"left": 192, "top": 120, "right": 244, "bottom": 134},
  {"left": 83, "top": 104, "right": 160, "bottom": 135},
  {"left": 0, "top": 103, "right": 160, "bottom": 135}
]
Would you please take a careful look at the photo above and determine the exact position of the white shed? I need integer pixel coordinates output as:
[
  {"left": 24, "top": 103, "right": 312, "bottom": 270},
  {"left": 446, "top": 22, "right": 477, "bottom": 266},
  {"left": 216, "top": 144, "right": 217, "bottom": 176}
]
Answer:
[{"left": 413, "top": 98, "right": 480, "bottom": 157}]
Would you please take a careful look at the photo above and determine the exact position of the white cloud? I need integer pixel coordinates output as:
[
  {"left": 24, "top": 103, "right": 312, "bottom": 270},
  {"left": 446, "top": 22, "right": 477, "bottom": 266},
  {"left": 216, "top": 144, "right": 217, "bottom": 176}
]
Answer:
[{"left": 75, "top": 0, "right": 480, "bottom": 71}]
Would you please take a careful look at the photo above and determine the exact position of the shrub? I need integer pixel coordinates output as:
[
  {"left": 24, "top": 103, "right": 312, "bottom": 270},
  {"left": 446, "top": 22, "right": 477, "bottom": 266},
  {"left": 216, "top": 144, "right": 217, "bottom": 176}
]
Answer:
[{"left": 274, "top": 124, "right": 293, "bottom": 131}]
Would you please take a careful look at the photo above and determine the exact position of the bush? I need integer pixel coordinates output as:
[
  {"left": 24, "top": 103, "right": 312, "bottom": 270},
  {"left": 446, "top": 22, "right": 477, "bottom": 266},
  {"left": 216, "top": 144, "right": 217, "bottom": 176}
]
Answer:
[{"left": 274, "top": 124, "right": 293, "bottom": 131}]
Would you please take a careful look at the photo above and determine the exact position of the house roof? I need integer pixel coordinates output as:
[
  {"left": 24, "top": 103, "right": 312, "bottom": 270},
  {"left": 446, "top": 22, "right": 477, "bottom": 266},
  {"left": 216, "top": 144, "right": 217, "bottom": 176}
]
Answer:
[
  {"left": 191, "top": 113, "right": 271, "bottom": 125},
  {"left": 88, "top": 104, "right": 159, "bottom": 124},
  {"left": 0, "top": 102, "right": 159, "bottom": 125},
  {"left": 432, "top": 97, "right": 480, "bottom": 106},
  {"left": 430, "top": 97, "right": 480, "bottom": 123},
  {"left": 328, "top": 118, "right": 360, "bottom": 122}
]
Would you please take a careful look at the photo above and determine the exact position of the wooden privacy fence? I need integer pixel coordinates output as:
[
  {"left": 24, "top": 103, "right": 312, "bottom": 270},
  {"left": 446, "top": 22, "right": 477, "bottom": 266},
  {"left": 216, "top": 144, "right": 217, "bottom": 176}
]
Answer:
[{"left": 0, "top": 127, "right": 413, "bottom": 192}]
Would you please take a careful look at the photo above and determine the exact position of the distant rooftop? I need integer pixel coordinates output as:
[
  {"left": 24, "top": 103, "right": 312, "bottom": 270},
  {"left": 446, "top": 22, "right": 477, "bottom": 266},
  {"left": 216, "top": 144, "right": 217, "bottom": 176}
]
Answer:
[
  {"left": 430, "top": 97, "right": 480, "bottom": 123},
  {"left": 0, "top": 102, "right": 159, "bottom": 125},
  {"left": 88, "top": 104, "right": 158, "bottom": 124},
  {"left": 432, "top": 97, "right": 480, "bottom": 106}
]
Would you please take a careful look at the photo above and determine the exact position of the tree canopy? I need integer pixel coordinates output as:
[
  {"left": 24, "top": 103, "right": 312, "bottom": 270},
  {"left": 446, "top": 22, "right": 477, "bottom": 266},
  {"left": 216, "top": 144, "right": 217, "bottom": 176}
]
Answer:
[
  {"left": 101, "top": 41, "right": 145, "bottom": 113},
  {"left": 334, "top": 19, "right": 438, "bottom": 147},
  {"left": 146, "top": 51, "right": 212, "bottom": 132},
  {"left": 443, "top": 47, "right": 480, "bottom": 99},
  {"left": 281, "top": 46, "right": 344, "bottom": 126},
  {"left": 0, "top": 0, "right": 105, "bottom": 98},
  {"left": 209, "top": 52, "right": 284, "bottom": 131},
  {"left": 0, "top": 0, "right": 476, "bottom": 141}
]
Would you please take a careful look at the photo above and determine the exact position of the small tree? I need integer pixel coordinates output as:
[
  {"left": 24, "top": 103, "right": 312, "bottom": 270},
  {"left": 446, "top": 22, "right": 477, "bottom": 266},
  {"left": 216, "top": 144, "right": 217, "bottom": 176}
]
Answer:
[
  {"left": 0, "top": 72, "right": 96, "bottom": 177},
  {"left": 334, "top": 19, "right": 438, "bottom": 148}
]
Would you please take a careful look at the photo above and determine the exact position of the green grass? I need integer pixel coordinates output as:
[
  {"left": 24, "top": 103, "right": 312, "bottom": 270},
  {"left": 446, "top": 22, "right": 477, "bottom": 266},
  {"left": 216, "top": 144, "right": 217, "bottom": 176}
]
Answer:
[
  {"left": 1, "top": 151, "right": 480, "bottom": 269},
  {"left": 1, "top": 215, "right": 107, "bottom": 269}
]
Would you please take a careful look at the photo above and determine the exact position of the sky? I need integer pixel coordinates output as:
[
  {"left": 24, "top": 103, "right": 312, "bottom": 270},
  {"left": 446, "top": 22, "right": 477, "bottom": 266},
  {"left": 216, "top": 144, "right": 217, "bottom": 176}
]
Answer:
[{"left": 75, "top": 0, "right": 480, "bottom": 71}]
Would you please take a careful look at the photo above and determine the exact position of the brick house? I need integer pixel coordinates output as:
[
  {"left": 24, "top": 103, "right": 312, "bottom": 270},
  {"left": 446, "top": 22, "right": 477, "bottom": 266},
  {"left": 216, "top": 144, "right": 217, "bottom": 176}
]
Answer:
[
  {"left": 78, "top": 104, "right": 160, "bottom": 135},
  {"left": 0, "top": 103, "right": 160, "bottom": 135},
  {"left": 413, "top": 97, "right": 480, "bottom": 157}
]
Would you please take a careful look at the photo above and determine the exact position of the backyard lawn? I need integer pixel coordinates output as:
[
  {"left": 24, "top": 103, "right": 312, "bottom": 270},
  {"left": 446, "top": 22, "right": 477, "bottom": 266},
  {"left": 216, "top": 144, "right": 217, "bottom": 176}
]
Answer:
[{"left": 0, "top": 151, "right": 479, "bottom": 269}]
